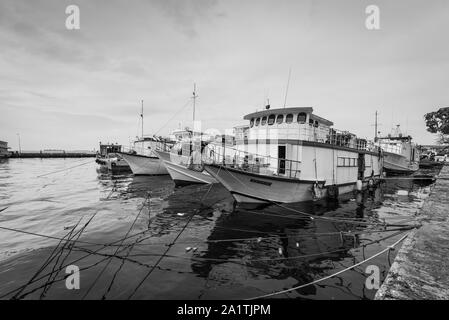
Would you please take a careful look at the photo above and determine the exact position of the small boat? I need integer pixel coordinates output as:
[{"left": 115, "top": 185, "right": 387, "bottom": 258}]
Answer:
[
  {"left": 203, "top": 106, "right": 383, "bottom": 206},
  {"left": 155, "top": 129, "right": 216, "bottom": 185},
  {"left": 96, "top": 143, "right": 131, "bottom": 174},
  {"left": 376, "top": 126, "right": 419, "bottom": 175},
  {"left": 0, "top": 140, "right": 10, "bottom": 159}
]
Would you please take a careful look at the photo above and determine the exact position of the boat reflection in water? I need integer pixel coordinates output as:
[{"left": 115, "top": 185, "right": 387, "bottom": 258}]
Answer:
[{"left": 0, "top": 161, "right": 435, "bottom": 300}]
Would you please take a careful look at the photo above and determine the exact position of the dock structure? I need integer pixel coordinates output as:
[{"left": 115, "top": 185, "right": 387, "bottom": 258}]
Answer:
[
  {"left": 8, "top": 151, "right": 96, "bottom": 158},
  {"left": 375, "top": 165, "right": 449, "bottom": 300}
]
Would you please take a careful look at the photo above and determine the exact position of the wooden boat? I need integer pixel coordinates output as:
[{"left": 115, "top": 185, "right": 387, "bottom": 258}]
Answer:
[{"left": 203, "top": 106, "right": 383, "bottom": 205}]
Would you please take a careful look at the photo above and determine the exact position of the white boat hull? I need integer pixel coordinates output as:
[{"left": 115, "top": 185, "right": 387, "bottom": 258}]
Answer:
[
  {"left": 119, "top": 153, "right": 168, "bottom": 175},
  {"left": 156, "top": 151, "right": 216, "bottom": 185},
  {"left": 383, "top": 152, "right": 419, "bottom": 175},
  {"left": 204, "top": 164, "right": 374, "bottom": 205}
]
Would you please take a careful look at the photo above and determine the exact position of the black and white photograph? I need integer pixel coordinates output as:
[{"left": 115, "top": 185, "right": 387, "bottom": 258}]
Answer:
[{"left": 1, "top": 0, "right": 449, "bottom": 310}]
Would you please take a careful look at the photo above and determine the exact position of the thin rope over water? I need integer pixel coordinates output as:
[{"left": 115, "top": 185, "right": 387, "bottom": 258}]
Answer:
[{"left": 246, "top": 232, "right": 410, "bottom": 300}]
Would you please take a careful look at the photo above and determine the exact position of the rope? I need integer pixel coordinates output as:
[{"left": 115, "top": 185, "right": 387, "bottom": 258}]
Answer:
[
  {"left": 153, "top": 100, "right": 192, "bottom": 136},
  {"left": 36, "top": 159, "right": 92, "bottom": 178},
  {"left": 221, "top": 166, "right": 411, "bottom": 228},
  {"left": 246, "top": 231, "right": 410, "bottom": 300},
  {"left": 81, "top": 191, "right": 152, "bottom": 299},
  {"left": 127, "top": 213, "right": 196, "bottom": 299}
]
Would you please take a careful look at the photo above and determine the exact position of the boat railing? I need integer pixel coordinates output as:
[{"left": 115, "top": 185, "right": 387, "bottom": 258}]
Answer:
[
  {"left": 245, "top": 126, "right": 380, "bottom": 152},
  {"left": 121, "top": 140, "right": 174, "bottom": 156},
  {"left": 203, "top": 145, "right": 302, "bottom": 179}
]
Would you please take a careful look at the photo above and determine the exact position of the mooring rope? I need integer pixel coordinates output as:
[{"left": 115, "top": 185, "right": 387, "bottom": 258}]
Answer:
[
  {"left": 245, "top": 231, "right": 410, "bottom": 300},
  {"left": 220, "top": 166, "right": 404, "bottom": 227},
  {"left": 126, "top": 212, "right": 196, "bottom": 299},
  {"left": 81, "top": 191, "right": 152, "bottom": 299},
  {"left": 36, "top": 159, "right": 93, "bottom": 178}
]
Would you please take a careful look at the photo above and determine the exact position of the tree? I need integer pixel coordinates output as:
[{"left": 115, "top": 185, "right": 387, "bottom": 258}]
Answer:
[{"left": 424, "top": 107, "right": 449, "bottom": 144}]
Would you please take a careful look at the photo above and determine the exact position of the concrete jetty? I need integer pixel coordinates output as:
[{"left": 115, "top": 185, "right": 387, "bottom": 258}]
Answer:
[
  {"left": 8, "top": 151, "right": 96, "bottom": 158},
  {"left": 375, "top": 165, "right": 449, "bottom": 300}
]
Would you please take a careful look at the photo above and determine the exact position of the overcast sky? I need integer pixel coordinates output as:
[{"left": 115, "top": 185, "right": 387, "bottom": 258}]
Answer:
[{"left": 1, "top": 0, "right": 448, "bottom": 150}]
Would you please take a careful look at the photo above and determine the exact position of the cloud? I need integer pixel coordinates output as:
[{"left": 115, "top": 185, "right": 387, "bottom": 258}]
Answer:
[{"left": 0, "top": 0, "right": 448, "bottom": 150}]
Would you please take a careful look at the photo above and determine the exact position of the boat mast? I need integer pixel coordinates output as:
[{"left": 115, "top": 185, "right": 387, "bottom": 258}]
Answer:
[
  {"left": 374, "top": 110, "right": 378, "bottom": 142},
  {"left": 283, "top": 68, "right": 292, "bottom": 108},
  {"left": 192, "top": 83, "right": 197, "bottom": 123},
  {"left": 141, "top": 99, "right": 144, "bottom": 138}
]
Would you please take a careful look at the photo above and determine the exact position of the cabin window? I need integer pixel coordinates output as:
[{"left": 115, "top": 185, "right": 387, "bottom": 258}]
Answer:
[
  {"left": 314, "top": 120, "right": 319, "bottom": 128},
  {"left": 250, "top": 118, "right": 254, "bottom": 128},
  {"left": 261, "top": 116, "right": 267, "bottom": 126},
  {"left": 286, "top": 114, "right": 293, "bottom": 124},
  {"left": 309, "top": 118, "right": 314, "bottom": 126},
  {"left": 337, "top": 157, "right": 358, "bottom": 167},
  {"left": 276, "top": 114, "right": 284, "bottom": 124},
  {"left": 297, "top": 112, "right": 307, "bottom": 123},
  {"left": 268, "top": 114, "right": 275, "bottom": 125},
  {"left": 255, "top": 117, "right": 260, "bottom": 126}
]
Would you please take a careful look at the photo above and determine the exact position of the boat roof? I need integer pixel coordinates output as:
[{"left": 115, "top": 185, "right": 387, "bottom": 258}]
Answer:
[
  {"left": 378, "top": 135, "right": 412, "bottom": 141},
  {"left": 243, "top": 107, "right": 334, "bottom": 126}
]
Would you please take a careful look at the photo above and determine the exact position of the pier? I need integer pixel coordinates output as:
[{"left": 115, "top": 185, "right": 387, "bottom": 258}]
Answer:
[
  {"left": 375, "top": 165, "right": 449, "bottom": 300},
  {"left": 8, "top": 151, "right": 96, "bottom": 158}
]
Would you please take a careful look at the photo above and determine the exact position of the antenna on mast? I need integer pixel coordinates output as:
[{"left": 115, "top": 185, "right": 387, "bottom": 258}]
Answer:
[
  {"left": 192, "top": 83, "right": 198, "bottom": 122},
  {"left": 283, "top": 67, "right": 292, "bottom": 108},
  {"left": 141, "top": 100, "right": 144, "bottom": 138},
  {"left": 374, "top": 110, "right": 378, "bottom": 142}
]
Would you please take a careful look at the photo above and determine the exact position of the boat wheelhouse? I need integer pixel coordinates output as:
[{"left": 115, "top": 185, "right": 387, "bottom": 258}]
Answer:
[
  {"left": 203, "top": 107, "right": 383, "bottom": 205},
  {"left": 376, "top": 127, "right": 419, "bottom": 175}
]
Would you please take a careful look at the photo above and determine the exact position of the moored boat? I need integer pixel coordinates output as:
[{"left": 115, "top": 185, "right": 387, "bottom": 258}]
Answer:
[
  {"left": 154, "top": 128, "right": 216, "bottom": 185},
  {"left": 203, "top": 106, "right": 383, "bottom": 205},
  {"left": 376, "top": 126, "right": 419, "bottom": 175},
  {"left": 0, "top": 141, "right": 10, "bottom": 159},
  {"left": 119, "top": 136, "right": 170, "bottom": 175},
  {"left": 96, "top": 143, "right": 131, "bottom": 174}
]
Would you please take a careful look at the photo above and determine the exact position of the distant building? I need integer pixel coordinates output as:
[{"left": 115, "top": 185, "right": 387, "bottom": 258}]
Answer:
[{"left": 0, "top": 141, "right": 10, "bottom": 158}]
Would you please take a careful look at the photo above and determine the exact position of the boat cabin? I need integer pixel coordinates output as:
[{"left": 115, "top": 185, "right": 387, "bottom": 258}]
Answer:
[
  {"left": 98, "top": 143, "right": 122, "bottom": 157},
  {"left": 214, "top": 106, "right": 381, "bottom": 183}
]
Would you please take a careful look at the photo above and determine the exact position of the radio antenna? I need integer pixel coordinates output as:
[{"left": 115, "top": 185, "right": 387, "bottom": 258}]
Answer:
[{"left": 283, "top": 67, "right": 292, "bottom": 108}]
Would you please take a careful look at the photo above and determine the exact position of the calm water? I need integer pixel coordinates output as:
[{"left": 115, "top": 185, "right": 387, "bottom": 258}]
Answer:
[{"left": 0, "top": 158, "right": 436, "bottom": 300}]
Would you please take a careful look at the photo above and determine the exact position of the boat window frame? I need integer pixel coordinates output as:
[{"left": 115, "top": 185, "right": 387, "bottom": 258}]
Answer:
[
  {"left": 255, "top": 117, "right": 261, "bottom": 126},
  {"left": 267, "top": 114, "right": 276, "bottom": 125},
  {"left": 250, "top": 118, "right": 254, "bottom": 128},
  {"left": 261, "top": 116, "right": 267, "bottom": 126},
  {"left": 276, "top": 114, "right": 284, "bottom": 124},
  {"left": 286, "top": 113, "right": 294, "bottom": 124},
  {"left": 297, "top": 112, "right": 307, "bottom": 124}
]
